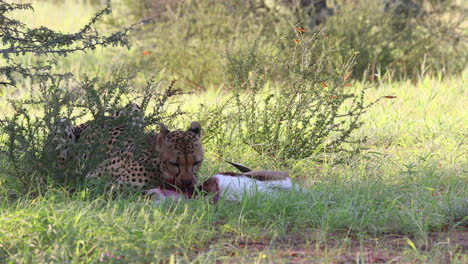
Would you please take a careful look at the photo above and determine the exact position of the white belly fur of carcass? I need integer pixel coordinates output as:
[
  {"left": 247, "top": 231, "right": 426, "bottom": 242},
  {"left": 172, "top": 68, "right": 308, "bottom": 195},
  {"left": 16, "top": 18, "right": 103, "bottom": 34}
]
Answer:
[{"left": 213, "top": 174, "right": 293, "bottom": 201}]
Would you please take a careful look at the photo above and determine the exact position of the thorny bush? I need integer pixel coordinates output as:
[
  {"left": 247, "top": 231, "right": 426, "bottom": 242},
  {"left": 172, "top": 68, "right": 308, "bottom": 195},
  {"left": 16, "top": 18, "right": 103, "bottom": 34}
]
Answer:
[
  {"left": 0, "top": 0, "right": 183, "bottom": 194},
  {"left": 0, "top": 66, "right": 183, "bottom": 193},
  {"left": 199, "top": 30, "right": 387, "bottom": 161}
]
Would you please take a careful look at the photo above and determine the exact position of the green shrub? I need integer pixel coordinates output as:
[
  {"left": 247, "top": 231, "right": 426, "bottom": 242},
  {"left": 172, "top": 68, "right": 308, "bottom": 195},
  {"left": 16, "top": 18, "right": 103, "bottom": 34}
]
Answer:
[
  {"left": 0, "top": 0, "right": 147, "bottom": 87},
  {"left": 325, "top": 0, "right": 467, "bottom": 81},
  {"left": 119, "top": 0, "right": 300, "bottom": 90},
  {"left": 0, "top": 0, "right": 183, "bottom": 193},
  {"left": 197, "top": 30, "right": 385, "bottom": 161},
  {"left": 120, "top": 0, "right": 466, "bottom": 89},
  {"left": 0, "top": 65, "right": 182, "bottom": 193}
]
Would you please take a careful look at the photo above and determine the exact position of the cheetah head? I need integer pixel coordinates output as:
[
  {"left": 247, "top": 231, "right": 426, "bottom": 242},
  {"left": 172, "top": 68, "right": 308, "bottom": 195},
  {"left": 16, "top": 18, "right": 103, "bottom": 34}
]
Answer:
[{"left": 152, "top": 122, "right": 204, "bottom": 191}]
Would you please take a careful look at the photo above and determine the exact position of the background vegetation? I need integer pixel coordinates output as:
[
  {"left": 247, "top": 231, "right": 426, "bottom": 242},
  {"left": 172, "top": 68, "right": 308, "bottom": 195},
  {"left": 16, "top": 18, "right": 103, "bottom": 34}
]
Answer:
[{"left": 0, "top": 0, "right": 466, "bottom": 262}]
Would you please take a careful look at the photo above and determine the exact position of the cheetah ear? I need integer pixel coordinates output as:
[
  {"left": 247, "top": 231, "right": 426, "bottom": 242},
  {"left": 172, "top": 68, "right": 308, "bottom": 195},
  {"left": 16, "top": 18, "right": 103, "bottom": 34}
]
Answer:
[
  {"left": 149, "top": 124, "right": 170, "bottom": 150},
  {"left": 159, "top": 124, "right": 170, "bottom": 137},
  {"left": 148, "top": 131, "right": 160, "bottom": 149},
  {"left": 155, "top": 133, "right": 166, "bottom": 150},
  {"left": 188, "top": 121, "right": 202, "bottom": 138},
  {"left": 149, "top": 133, "right": 167, "bottom": 151}
]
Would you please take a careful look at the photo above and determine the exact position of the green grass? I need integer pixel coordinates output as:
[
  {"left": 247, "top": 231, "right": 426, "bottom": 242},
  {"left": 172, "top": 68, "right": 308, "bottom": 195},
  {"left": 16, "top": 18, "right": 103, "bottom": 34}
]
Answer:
[
  {"left": 1, "top": 72, "right": 466, "bottom": 262},
  {"left": 1, "top": 0, "right": 467, "bottom": 263},
  {"left": 0, "top": 171, "right": 465, "bottom": 263}
]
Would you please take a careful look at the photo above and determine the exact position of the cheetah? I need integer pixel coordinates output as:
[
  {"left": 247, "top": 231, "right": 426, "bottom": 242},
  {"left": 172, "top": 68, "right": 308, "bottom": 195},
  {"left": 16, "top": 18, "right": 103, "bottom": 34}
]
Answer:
[{"left": 51, "top": 104, "right": 203, "bottom": 191}]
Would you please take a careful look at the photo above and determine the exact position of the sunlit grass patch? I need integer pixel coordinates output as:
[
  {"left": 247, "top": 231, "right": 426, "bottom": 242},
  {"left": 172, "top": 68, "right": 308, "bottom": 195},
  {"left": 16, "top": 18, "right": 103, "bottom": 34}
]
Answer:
[{"left": 9, "top": 1, "right": 97, "bottom": 31}]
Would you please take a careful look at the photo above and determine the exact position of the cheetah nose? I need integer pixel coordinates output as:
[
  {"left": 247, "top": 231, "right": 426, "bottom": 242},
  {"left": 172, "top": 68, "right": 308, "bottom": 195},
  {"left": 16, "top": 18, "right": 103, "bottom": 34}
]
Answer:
[{"left": 182, "top": 179, "right": 194, "bottom": 186}]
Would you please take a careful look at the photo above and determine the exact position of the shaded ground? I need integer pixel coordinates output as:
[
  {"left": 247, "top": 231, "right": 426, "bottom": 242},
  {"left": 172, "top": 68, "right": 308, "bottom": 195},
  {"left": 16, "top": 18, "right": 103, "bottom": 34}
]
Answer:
[{"left": 200, "top": 230, "right": 467, "bottom": 263}]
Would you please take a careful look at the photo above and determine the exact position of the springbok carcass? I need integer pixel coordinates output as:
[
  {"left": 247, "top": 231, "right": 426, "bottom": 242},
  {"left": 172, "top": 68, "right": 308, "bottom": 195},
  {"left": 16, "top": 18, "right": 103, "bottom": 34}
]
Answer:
[{"left": 146, "top": 161, "right": 293, "bottom": 203}]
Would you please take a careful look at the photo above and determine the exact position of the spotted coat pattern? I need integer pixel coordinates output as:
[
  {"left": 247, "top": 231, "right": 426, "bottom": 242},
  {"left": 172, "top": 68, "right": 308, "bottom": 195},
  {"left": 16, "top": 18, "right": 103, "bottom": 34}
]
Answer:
[{"left": 52, "top": 104, "right": 204, "bottom": 190}]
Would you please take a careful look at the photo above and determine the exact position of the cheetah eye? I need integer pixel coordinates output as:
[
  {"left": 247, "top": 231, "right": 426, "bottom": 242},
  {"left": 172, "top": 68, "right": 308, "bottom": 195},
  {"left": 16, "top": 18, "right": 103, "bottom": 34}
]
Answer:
[
  {"left": 193, "top": 160, "right": 202, "bottom": 166},
  {"left": 169, "top": 161, "right": 179, "bottom": 167}
]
